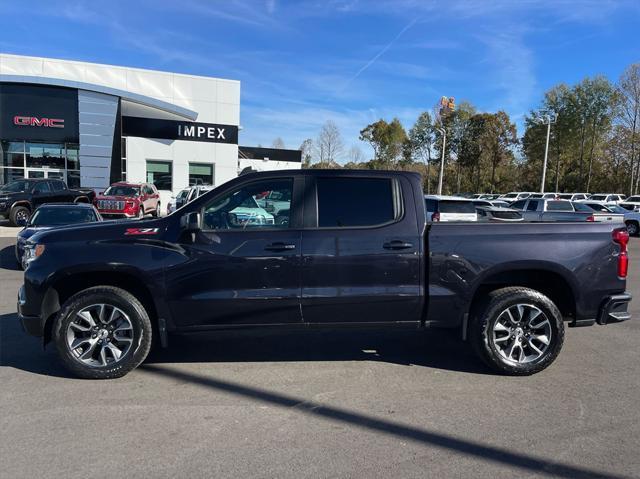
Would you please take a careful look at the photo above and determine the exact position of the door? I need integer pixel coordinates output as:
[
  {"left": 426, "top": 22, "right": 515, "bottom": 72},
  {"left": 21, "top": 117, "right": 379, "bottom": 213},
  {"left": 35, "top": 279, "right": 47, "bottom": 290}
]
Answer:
[
  {"left": 30, "top": 180, "right": 54, "bottom": 208},
  {"left": 300, "top": 175, "right": 422, "bottom": 324},
  {"left": 522, "top": 199, "right": 541, "bottom": 221},
  {"left": 166, "top": 176, "right": 303, "bottom": 328}
]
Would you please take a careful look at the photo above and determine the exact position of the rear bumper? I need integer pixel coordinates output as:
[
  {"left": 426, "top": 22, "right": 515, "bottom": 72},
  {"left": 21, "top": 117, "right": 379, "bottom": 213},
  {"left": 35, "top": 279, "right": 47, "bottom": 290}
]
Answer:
[{"left": 597, "top": 293, "right": 632, "bottom": 325}]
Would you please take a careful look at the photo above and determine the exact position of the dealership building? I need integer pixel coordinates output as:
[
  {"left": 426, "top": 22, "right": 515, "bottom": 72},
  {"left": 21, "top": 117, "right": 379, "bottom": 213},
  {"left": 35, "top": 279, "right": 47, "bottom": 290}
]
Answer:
[{"left": 0, "top": 53, "right": 300, "bottom": 198}]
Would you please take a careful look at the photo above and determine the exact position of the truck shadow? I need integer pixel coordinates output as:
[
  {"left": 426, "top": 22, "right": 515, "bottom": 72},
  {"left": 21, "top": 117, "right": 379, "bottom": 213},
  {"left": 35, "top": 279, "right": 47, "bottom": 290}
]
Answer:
[
  {"left": 0, "top": 312, "right": 490, "bottom": 377},
  {"left": 146, "top": 327, "right": 491, "bottom": 374},
  {"left": 0, "top": 245, "right": 20, "bottom": 271}
]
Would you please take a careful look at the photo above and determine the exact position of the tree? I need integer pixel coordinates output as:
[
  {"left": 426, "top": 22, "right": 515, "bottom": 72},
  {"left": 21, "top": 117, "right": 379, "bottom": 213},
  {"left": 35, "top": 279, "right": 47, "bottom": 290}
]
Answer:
[
  {"left": 315, "top": 120, "right": 344, "bottom": 165},
  {"left": 359, "top": 118, "right": 408, "bottom": 167},
  {"left": 299, "top": 139, "right": 313, "bottom": 168},
  {"left": 618, "top": 64, "right": 640, "bottom": 194},
  {"left": 407, "top": 111, "right": 436, "bottom": 192},
  {"left": 272, "top": 137, "right": 285, "bottom": 149},
  {"left": 347, "top": 145, "right": 366, "bottom": 164}
]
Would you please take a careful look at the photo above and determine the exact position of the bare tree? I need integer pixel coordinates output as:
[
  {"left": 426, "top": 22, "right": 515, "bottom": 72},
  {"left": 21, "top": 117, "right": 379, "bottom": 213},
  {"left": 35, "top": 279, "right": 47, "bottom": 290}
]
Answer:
[
  {"left": 272, "top": 137, "right": 285, "bottom": 149},
  {"left": 618, "top": 64, "right": 640, "bottom": 194},
  {"left": 299, "top": 139, "right": 313, "bottom": 168},
  {"left": 315, "top": 120, "right": 344, "bottom": 165},
  {"left": 347, "top": 145, "right": 365, "bottom": 164}
]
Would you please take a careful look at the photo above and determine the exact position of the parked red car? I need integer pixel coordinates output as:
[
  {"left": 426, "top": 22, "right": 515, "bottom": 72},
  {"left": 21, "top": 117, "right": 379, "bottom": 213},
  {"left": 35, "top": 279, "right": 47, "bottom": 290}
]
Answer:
[{"left": 94, "top": 182, "right": 160, "bottom": 218}]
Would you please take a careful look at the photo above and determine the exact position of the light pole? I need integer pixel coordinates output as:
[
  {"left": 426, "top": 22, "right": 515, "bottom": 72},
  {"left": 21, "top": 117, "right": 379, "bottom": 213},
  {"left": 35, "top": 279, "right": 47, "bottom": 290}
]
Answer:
[
  {"left": 536, "top": 113, "right": 557, "bottom": 193},
  {"left": 437, "top": 127, "right": 446, "bottom": 195}
]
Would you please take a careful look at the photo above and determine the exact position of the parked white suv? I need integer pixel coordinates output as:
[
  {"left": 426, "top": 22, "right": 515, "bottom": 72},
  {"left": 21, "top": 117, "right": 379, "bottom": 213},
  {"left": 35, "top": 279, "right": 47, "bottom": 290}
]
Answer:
[
  {"left": 497, "top": 192, "right": 534, "bottom": 202},
  {"left": 588, "top": 193, "right": 626, "bottom": 204},
  {"left": 619, "top": 194, "right": 640, "bottom": 212},
  {"left": 424, "top": 195, "right": 478, "bottom": 222}
]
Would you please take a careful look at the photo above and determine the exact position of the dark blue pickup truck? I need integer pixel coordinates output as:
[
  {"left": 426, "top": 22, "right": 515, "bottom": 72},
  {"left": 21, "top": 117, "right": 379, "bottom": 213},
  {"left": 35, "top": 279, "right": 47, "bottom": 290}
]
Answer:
[{"left": 17, "top": 170, "right": 632, "bottom": 379}]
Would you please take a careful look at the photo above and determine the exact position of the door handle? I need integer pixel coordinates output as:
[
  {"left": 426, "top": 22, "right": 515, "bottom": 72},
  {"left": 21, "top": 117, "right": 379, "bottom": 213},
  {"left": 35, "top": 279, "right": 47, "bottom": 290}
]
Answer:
[
  {"left": 264, "top": 242, "right": 296, "bottom": 251},
  {"left": 383, "top": 240, "right": 413, "bottom": 250}
]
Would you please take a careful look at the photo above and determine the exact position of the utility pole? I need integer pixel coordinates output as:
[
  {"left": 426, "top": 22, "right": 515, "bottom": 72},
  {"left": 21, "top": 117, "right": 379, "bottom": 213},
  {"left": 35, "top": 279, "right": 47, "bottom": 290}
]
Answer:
[
  {"left": 536, "top": 113, "right": 557, "bottom": 193},
  {"left": 437, "top": 127, "right": 446, "bottom": 195}
]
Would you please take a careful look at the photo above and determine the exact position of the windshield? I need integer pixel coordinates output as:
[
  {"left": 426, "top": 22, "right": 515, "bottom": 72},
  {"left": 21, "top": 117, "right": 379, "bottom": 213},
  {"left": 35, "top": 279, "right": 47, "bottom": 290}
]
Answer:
[
  {"left": 502, "top": 193, "right": 518, "bottom": 198},
  {"left": 546, "top": 201, "right": 574, "bottom": 211},
  {"left": 558, "top": 194, "right": 573, "bottom": 200},
  {"left": 590, "top": 195, "right": 607, "bottom": 201},
  {"left": 627, "top": 196, "right": 640, "bottom": 202},
  {"left": 0, "top": 180, "right": 31, "bottom": 193},
  {"left": 572, "top": 202, "right": 593, "bottom": 212},
  {"left": 29, "top": 207, "right": 97, "bottom": 226},
  {"left": 608, "top": 205, "right": 627, "bottom": 214},
  {"left": 439, "top": 200, "right": 477, "bottom": 214},
  {"left": 103, "top": 185, "right": 140, "bottom": 196}
]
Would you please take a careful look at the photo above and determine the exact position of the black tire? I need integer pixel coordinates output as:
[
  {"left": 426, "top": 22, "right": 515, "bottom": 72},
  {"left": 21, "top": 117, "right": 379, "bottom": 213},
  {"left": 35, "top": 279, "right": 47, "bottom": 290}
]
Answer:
[
  {"left": 53, "top": 286, "right": 152, "bottom": 379},
  {"left": 625, "top": 220, "right": 639, "bottom": 237},
  {"left": 9, "top": 206, "right": 30, "bottom": 227},
  {"left": 138, "top": 207, "right": 145, "bottom": 219},
  {"left": 469, "top": 287, "right": 565, "bottom": 376},
  {"left": 153, "top": 202, "right": 161, "bottom": 217}
]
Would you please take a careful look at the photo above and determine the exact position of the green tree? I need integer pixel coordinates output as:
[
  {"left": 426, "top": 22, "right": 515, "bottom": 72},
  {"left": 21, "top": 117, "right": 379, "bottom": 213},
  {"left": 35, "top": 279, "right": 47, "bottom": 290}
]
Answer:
[{"left": 359, "top": 118, "right": 408, "bottom": 167}]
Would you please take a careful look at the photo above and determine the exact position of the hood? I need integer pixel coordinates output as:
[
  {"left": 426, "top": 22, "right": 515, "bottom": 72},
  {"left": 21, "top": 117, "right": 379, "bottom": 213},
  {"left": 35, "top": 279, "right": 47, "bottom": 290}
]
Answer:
[
  {"left": 95, "top": 194, "right": 140, "bottom": 202},
  {"left": 28, "top": 216, "right": 167, "bottom": 245},
  {"left": 0, "top": 191, "right": 23, "bottom": 200},
  {"left": 18, "top": 226, "right": 52, "bottom": 242}
]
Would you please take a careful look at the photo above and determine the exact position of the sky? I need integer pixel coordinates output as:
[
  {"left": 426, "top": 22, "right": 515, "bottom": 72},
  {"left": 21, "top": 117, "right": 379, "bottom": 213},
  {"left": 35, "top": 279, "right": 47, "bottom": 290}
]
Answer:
[{"left": 1, "top": 0, "right": 640, "bottom": 161}]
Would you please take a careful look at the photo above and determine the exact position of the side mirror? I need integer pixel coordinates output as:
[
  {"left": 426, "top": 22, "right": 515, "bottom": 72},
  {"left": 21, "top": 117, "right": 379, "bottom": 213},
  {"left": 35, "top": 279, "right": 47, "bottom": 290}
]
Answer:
[{"left": 181, "top": 211, "right": 201, "bottom": 232}]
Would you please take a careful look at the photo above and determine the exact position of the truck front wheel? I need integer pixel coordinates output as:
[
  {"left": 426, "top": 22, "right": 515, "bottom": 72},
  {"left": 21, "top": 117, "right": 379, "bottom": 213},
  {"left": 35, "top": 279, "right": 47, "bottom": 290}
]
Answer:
[
  {"left": 469, "top": 287, "right": 565, "bottom": 375},
  {"left": 53, "top": 286, "right": 152, "bottom": 379},
  {"left": 9, "top": 206, "right": 30, "bottom": 226}
]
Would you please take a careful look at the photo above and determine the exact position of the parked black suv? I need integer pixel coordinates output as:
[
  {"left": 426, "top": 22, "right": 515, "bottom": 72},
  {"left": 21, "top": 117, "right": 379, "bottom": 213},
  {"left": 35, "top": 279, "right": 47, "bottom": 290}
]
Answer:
[{"left": 0, "top": 179, "right": 95, "bottom": 226}]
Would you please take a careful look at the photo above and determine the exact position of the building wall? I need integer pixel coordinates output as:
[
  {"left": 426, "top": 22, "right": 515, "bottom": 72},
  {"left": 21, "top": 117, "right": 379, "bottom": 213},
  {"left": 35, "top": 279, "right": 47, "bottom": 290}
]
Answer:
[{"left": 0, "top": 54, "right": 240, "bottom": 194}]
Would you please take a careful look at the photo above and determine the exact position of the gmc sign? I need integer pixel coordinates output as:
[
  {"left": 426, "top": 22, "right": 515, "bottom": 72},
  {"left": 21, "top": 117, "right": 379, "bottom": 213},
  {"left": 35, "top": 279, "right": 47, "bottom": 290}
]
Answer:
[{"left": 13, "top": 116, "right": 65, "bottom": 128}]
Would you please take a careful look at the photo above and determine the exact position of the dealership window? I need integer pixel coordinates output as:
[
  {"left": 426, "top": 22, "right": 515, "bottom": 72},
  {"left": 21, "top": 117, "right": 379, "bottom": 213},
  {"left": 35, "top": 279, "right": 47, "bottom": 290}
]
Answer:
[
  {"left": 189, "top": 163, "right": 214, "bottom": 186},
  {"left": 121, "top": 137, "right": 127, "bottom": 181},
  {"left": 146, "top": 160, "right": 173, "bottom": 191},
  {"left": 26, "top": 143, "right": 65, "bottom": 169},
  {"left": 1, "top": 141, "right": 25, "bottom": 168}
]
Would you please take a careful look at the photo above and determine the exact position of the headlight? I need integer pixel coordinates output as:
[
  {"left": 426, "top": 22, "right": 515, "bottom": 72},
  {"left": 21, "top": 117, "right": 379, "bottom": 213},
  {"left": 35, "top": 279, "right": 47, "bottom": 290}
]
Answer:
[{"left": 22, "top": 243, "right": 45, "bottom": 268}]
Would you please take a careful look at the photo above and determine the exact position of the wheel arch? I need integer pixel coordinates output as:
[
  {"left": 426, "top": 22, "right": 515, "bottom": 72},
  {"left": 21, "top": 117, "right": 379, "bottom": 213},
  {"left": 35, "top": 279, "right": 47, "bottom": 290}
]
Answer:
[
  {"left": 11, "top": 200, "right": 32, "bottom": 211},
  {"left": 467, "top": 264, "right": 578, "bottom": 325},
  {"left": 42, "top": 269, "right": 165, "bottom": 346}
]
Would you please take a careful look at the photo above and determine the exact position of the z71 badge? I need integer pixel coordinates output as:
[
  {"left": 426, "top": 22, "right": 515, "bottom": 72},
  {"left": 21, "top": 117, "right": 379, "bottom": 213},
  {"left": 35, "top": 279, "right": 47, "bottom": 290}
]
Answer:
[{"left": 124, "top": 228, "right": 159, "bottom": 235}]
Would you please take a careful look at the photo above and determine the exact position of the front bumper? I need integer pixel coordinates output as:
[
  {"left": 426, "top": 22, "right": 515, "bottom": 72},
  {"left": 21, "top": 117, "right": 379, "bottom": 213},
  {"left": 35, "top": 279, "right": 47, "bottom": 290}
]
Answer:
[
  {"left": 597, "top": 293, "right": 632, "bottom": 325},
  {"left": 17, "top": 285, "right": 44, "bottom": 337}
]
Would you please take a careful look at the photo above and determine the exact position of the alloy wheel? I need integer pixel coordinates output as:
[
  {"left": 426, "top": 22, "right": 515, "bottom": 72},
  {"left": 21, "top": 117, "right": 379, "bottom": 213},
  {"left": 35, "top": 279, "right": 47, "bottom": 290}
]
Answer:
[
  {"left": 65, "top": 303, "right": 135, "bottom": 367},
  {"left": 15, "top": 209, "right": 30, "bottom": 223},
  {"left": 491, "top": 304, "right": 552, "bottom": 364}
]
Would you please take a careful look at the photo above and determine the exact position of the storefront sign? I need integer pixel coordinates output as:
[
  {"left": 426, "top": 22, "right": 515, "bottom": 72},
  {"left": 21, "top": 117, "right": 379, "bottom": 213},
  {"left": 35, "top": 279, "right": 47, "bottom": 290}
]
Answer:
[
  {"left": 122, "top": 116, "right": 238, "bottom": 144},
  {"left": 0, "top": 83, "right": 79, "bottom": 142},
  {"left": 13, "top": 116, "right": 65, "bottom": 128}
]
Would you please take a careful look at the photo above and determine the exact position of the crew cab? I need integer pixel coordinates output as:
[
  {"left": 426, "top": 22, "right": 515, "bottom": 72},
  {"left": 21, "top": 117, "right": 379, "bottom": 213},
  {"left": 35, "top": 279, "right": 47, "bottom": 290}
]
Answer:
[
  {"left": 510, "top": 198, "right": 594, "bottom": 222},
  {"left": 94, "top": 182, "right": 160, "bottom": 219},
  {"left": 17, "top": 170, "right": 632, "bottom": 379},
  {"left": 0, "top": 178, "right": 95, "bottom": 226}
]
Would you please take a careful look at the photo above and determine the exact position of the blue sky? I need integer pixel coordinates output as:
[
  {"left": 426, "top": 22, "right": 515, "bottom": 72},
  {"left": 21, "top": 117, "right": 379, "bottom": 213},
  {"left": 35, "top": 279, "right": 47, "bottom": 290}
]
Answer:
[{"left": 2, "top": 0, "right": 640, "bottom": 160}]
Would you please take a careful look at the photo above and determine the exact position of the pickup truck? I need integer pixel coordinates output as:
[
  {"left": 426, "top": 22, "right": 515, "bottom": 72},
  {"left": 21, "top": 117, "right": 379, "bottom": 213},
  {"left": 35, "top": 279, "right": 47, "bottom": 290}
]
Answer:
[
  {"left": 16, "top": 170, "right": 632, "bottom": 379},
  {"left": 510, "top": 198, "right": 594, "bottom": 222},
  {"left": 0, "top": 178, "right": 96, "bottom": 226}
]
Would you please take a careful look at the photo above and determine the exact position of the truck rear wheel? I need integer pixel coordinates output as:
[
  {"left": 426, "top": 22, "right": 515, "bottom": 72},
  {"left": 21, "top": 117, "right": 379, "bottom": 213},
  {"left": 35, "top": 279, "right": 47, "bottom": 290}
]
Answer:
[
  {"left": 53, "top": 286, "right": 152, "bottom": 379},
  {"left": 469, "top": 287, "right": 564, "bottom": 375}
]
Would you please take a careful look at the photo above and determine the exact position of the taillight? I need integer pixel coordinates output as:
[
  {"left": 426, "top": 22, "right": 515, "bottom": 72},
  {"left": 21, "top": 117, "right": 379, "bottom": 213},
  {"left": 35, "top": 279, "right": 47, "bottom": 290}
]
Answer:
[
  {"left": 431, "top": 211, "right": 440, "bottom": 222},
  {"left": 612, "top": 227, "right": 629, "bottom": 279},
  {"left": 586, "top": 215, "right": 595, "bottom": 222}
]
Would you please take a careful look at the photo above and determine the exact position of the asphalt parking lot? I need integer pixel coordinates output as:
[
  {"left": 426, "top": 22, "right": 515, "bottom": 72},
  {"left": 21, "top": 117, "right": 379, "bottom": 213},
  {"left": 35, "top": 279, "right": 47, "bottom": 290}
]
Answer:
[{"left": 1, "top": 234, "right": 639, "bottom": 479}]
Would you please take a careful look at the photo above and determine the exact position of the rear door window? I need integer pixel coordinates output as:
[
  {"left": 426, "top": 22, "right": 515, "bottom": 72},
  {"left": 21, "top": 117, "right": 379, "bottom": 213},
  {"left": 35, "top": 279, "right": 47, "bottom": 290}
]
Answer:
[
  {"left": 438, "top": 200, "right": 476, "bottom": 214},
  {"left": 526, "top": 200, "right": 540, "bottom": 211},
  {"left": 511, "top": 200, "right": 526, "bottom": 210},
  {"left": 317, "top": 177, "right": 396, "bottom": 227}
]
